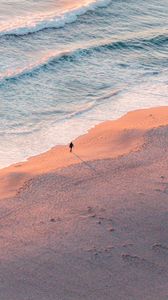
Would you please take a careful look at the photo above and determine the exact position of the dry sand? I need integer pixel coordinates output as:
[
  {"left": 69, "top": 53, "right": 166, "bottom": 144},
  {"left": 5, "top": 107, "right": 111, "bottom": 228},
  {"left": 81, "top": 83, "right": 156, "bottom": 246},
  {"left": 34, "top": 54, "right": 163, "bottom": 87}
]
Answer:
[{"left": 0, "top": 106, "right": 168, "bottom": 299}]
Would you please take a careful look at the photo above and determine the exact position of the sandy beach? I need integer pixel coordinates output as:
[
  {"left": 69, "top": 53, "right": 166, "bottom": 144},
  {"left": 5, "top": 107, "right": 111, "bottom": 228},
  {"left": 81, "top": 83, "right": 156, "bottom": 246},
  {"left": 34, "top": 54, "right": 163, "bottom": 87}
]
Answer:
[{"left": 0, "top": 106, "right": 168, "bottom": 300}]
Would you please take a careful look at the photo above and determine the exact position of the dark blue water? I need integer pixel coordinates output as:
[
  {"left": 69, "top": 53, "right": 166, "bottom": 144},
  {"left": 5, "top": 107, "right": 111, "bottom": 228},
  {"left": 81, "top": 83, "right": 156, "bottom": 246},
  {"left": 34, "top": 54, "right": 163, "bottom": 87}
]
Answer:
[{"left": 0, "top": 0, "right": 167, "bottom": 168}]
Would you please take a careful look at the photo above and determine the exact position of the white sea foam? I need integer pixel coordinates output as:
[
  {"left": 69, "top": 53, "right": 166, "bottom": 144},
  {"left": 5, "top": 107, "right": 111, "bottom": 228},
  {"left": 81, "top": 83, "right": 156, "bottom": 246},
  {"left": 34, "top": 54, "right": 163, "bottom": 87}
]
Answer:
[
  {"left": 0, "top": 39, "right": 109, "bottom": 81},
  {"left": 0, "top": 81, "right": 167, "bottom": 169},
  {"left": 1, "top": 28, "right": 166, "bottom": 82},
  {"left": 0, "top": 0, "right": 167, "bottom": 170},
  {"left": 0, "top": 0, "right": 111, "bottom": 36},
  {"left": 0, "top": 49, "right": 72, "bottom": 81}
]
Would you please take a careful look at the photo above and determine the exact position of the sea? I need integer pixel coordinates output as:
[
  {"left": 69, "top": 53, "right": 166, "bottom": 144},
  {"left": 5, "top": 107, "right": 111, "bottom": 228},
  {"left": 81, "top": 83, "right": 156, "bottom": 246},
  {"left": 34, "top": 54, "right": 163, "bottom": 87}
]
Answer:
[{"left": 0, "top": 0, "right": 167, "bottom": 168}]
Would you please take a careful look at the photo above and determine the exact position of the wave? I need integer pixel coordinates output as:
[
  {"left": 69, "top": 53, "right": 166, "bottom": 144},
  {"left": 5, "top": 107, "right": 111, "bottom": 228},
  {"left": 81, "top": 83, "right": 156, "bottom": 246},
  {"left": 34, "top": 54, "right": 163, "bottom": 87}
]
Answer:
[
  {"left": 0, "top": 0, "right": 111, "bottom": 37},
  {"left": 64, "top": 101, "right": 97, "bottom": 120},
  {"left": 1, "top": 32, "right": 167, "bottom": 83},
  {"left": 6, "top": 91, "right": 122, "bottom": 136},
  {"left": 0, "top": 40, "right": 120, "bottom": 82},
  {"left": 53, "top": 89, "right": 122, "bottom": 122},
  {"left": 0, "top": 49, "right": 74, "bottom": 82},
  {"left": 0, "top": 101, "right": 97, "bottom": 137}
]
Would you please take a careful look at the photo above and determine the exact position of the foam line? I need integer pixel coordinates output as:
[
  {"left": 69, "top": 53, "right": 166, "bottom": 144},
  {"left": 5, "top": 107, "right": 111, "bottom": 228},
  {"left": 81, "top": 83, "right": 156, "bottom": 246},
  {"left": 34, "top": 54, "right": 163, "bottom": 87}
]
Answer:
[
  {"left": 0, "top": 32, "right": 167, "bottom": 82},
  {"left": 0, "top": 0, "right": 111, "bottom": 37}
]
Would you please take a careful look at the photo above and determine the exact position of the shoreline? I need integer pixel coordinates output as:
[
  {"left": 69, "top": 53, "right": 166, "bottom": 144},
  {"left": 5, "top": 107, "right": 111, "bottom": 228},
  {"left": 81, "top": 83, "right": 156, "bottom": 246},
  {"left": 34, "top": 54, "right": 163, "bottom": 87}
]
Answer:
[
  {"left": 0, "top": 105, "right": 168, "bottom": 200},
  {"left": 0, "top": 105, "right": 168, "bottom": 299}
]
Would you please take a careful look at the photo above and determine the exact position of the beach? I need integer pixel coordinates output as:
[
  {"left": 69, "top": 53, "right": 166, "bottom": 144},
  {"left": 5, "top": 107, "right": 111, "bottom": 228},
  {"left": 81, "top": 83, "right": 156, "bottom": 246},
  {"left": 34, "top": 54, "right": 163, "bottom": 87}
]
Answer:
[
  {"left": 0, "top": 106, "right": 168, "bottom": 299},
  {"left": 1, "top": 0, "right": 167, "bottom": 169}
]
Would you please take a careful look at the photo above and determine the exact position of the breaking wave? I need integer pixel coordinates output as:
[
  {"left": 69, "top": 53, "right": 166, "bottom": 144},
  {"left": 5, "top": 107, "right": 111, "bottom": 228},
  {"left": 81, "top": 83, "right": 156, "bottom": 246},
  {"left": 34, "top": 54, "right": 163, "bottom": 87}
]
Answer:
[
  {"left": 1, "top": 32, "right": 167, "bottom": 83},
  {"left": 0, "top": 0, "right": 111, "bottom": 37}
]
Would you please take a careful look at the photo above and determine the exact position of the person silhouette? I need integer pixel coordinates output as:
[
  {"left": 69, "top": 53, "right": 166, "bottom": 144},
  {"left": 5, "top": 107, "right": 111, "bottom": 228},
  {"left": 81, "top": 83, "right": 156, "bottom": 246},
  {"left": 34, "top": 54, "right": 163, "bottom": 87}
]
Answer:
[{"left": 69, "top": 142, "right": 74, "bottom": 152}]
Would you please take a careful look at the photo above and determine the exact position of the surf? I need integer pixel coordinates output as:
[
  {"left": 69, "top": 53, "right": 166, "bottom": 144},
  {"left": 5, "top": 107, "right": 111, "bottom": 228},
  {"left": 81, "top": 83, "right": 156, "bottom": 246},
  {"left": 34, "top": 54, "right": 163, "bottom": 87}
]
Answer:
[
  {"left": 0, "top": 0, "right": 111, "bottom": 37},
  {"left": 1, "top": 30, "right": 167, "bottom": 83}
]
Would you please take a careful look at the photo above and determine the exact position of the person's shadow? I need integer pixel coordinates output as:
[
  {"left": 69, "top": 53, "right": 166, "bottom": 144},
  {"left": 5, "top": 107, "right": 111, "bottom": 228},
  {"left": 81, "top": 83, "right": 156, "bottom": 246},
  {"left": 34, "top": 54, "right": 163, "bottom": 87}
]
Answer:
[{"left": 72, "top": 152, "right": 97, "bottom": 173}]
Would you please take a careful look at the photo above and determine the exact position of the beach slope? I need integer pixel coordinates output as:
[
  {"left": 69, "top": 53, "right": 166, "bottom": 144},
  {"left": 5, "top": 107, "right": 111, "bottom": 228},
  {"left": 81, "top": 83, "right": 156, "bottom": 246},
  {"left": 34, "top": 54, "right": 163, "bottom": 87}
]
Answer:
[{"left": 0, "top": 106, "right": 168, "bottom": 300}]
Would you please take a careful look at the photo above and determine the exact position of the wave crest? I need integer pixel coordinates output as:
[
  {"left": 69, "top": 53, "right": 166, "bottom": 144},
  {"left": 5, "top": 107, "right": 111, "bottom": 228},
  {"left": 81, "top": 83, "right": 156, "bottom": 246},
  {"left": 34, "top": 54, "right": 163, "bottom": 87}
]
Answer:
[
  {"left": 1, "top": 32, "right": 167, "bottom": 83},
  {"left": 0, "top": 0, "right": 111, "bottom": 37}
]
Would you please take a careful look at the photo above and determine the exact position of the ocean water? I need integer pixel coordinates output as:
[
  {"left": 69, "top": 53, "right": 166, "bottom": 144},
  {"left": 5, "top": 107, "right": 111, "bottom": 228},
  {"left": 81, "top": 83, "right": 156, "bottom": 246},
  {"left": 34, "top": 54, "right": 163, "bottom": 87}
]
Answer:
[{"left": 0, "top": 0, "right": 168, "bottom": 168}]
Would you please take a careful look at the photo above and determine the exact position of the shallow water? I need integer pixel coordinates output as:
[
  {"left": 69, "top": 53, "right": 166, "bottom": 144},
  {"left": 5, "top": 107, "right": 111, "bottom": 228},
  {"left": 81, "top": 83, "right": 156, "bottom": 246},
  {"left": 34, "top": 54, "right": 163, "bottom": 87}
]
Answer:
[{"left": 0, "top": 0, "right": 168, "bottom": 168}]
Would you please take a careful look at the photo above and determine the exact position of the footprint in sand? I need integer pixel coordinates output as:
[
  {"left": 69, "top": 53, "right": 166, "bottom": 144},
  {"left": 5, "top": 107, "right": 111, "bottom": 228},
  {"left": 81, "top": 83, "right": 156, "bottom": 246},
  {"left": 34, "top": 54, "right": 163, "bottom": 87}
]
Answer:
[
  {"left": 122, "top": 254, "right": 159, "bottom": 272},
  {"left": 50, "top": 217, "right": 62, "bottom": 223},
  {"left": 50, "top": 218, "right": 56, "bottom": 222},
  {"left": 154, "top": 182, "right": 168, "bottom": 194},
  {"left": 122, "top": 243, "right": 134, "bottom": 248},
  {"left": 122, "top": 254, "right": 142, "bottom": 265},
  {"left": 81, "top": 207, "right": 116, "bottom": 233},
  {"left": 87, "top": 246, "right": 114, "bottom": 256},
  {"left": 152, "top": 243, "right": 168, "bottom": 253},
  {"left": 81, "top": 206, "right": 106, "bottom": 219},
  {"left": 96, "top": 217, "right": 115, "bottom": 232},
  {"left": 155, "top": 188, "right": 162, "bottom": 192}
]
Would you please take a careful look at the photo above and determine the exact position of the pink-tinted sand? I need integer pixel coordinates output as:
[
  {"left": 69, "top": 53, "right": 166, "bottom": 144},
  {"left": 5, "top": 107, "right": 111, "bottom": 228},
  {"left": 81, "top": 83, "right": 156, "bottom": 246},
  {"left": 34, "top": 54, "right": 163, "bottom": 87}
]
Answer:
[{"left": 0, "top": 106, "right": 168, "bottom": 300}]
